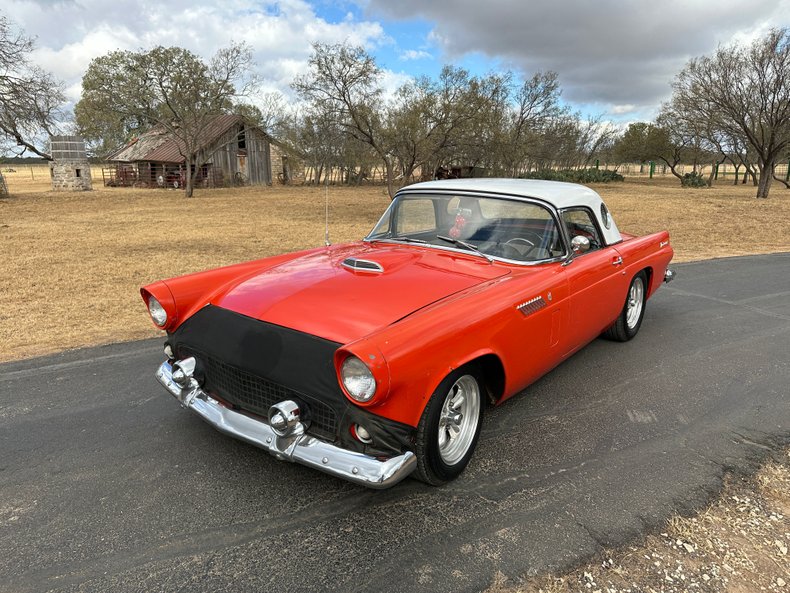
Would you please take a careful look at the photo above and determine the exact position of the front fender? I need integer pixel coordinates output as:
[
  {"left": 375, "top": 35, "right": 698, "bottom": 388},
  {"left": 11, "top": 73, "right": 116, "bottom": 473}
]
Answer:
[
  {"left": 140, "top": 247, "right": 325, "bottom": 331},
  {"left": 350, "top": 265, "right": 568, "bottom": 427}
]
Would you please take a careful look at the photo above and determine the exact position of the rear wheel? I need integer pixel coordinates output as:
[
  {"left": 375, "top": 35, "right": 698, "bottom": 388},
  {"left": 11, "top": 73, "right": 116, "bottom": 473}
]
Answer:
[
  {"left": 603, "top": 271, "right": 647, "bottom": 342},
  {"left": 414, "top": 366, "right": 484, "bottom": 485}
]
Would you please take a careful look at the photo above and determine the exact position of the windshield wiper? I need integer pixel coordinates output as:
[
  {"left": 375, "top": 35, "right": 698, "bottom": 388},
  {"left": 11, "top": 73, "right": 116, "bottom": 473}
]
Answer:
[
  {"left": 391, "top": 235, "right": 429, "bottom": 244},
  {"left": 437, "top": 235, "right": 493, "bottom": 262}
]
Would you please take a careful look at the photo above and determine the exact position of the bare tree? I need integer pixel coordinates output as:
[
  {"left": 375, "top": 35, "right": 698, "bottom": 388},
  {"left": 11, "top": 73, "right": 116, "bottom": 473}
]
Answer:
[
  {"left": 567, "top": 114, "right": 618, "bottom": 168},
  {"left": 293, "top": 43, "right": 400, "bottom": 197},
  {"left": 613, "top": 117, "right": 690, "bottom": 183},
  {"left": 76, "top": 44, "right": 257, "bottom": 197},
  {"left": 293, "top": 43, "right": 615, "bottom": 188},
  {"left": 672, "top": 28, "right": 790, "bottom": 198},
  {"left": 499, "top": 72, "right": 564, "bottom": 175},
  {"left": 253, "top": 91, "right": 288, "bottom": 136},
  {"left": 0, "top": 13, "right": 65, "bottom": 159},
  {"left": 387, "top": 67, "right": 509, "bottom": 182}
]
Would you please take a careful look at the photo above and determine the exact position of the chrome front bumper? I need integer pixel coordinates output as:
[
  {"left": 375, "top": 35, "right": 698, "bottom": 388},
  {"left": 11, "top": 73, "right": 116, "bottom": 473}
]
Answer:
[{"left": 155, "top": 360, "right": 416, "bottom": 489}]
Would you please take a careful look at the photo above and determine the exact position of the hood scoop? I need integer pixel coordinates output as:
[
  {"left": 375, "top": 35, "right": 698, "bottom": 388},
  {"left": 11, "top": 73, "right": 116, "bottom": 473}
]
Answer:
[{"left": 341, "top": 257, "right": 384, "bottom": 273}]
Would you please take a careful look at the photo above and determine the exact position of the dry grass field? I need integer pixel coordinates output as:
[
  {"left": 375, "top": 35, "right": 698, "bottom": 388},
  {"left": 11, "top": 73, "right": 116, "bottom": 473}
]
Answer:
[
  {"left": 2, "top": 166, "right": 789, "bottom": 592},
  {"left": 1, "top": 165, "right": 789, "bottom": 362}
]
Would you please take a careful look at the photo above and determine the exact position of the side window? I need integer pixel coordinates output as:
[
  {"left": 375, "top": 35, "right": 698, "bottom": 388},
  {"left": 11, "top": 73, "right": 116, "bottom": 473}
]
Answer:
[
  {"left": 396, "top": 198, "right": 437, "bottom": 235},
  {"left": 561, "top": 208, "right": 604, "bottom": 251}
]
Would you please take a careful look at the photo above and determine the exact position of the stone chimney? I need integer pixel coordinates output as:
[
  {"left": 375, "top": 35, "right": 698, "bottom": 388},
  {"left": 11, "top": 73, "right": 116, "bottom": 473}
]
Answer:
[{"left": 49, "top": 136, "right": 92, "bottom": 191}]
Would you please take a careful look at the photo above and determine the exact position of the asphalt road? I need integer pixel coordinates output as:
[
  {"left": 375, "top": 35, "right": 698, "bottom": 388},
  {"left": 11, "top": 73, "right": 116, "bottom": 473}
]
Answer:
[{"left": 2, "top": 254, "right": 789, "bottom": 593}]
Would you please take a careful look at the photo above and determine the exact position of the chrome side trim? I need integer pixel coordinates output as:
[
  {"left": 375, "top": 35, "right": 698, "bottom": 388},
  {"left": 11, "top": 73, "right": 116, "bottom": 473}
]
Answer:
[
  {"left": 155, "top": 361, "right": 416, "bottom": 489},
  {"left": 517, "top": 296, "right": 547, "bottom": 317}
]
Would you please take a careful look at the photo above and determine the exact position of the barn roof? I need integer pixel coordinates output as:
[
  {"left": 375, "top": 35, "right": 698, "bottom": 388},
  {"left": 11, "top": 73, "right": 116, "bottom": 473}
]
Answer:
[{"left": 106, "top": 114, "right": 248, "bottom": 164}]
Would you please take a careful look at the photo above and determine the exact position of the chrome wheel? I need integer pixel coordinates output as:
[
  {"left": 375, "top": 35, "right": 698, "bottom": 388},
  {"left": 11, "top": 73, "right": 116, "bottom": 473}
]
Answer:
[
  {"left": 437, "top": 374, "right": 481, "bottom": 465},
  {"left": 626, "top": 275, "right": 644, "bottom": 330}
]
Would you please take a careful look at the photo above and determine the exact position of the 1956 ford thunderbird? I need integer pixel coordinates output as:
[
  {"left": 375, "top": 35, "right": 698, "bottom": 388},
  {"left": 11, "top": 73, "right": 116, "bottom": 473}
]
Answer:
[{"left": 141, "top": 178, "right": 675, "bottom": 488}]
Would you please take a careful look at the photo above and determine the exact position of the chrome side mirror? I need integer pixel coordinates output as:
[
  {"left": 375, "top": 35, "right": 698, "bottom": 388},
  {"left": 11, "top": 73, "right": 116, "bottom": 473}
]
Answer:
[{"left": 571, "top": 235, "right": 591, "bottom": 254}]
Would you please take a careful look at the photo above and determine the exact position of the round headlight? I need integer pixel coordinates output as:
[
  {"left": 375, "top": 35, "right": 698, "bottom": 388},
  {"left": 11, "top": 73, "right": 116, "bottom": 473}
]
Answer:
[
  {"left": 148, "top": 296, "right": 168, "bottom": 327},
  {"left": 341, "top": 356, "right": 377, "bottom": 402}
]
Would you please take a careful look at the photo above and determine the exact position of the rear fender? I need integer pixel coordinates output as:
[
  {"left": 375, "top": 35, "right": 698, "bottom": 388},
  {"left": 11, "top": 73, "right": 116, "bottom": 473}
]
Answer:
[{"left": 618, "top": 230, "right": 673, "bottom": 298}]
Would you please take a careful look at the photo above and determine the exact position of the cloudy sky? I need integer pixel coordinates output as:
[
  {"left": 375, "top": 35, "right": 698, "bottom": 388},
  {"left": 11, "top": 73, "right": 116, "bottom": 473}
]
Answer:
[{"left": 4, "top": 0, "right": 790, "bottom": 123}]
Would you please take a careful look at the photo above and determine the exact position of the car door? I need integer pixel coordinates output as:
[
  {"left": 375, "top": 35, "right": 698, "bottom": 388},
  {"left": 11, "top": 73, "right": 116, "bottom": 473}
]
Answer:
[{"left": 560, "top": 207, "right": 628, "bottom": 354}]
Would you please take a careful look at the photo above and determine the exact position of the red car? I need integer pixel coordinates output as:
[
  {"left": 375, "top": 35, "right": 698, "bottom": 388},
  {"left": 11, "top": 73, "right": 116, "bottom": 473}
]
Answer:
[{"left": 142, "top": 179, "right": 674, "bottom": 488}]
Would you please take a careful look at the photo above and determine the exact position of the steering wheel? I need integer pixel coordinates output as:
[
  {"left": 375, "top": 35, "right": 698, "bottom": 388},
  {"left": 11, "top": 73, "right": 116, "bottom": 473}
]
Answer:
[{"left": 504, "top": 231, "right": 543, "bottom": 257}]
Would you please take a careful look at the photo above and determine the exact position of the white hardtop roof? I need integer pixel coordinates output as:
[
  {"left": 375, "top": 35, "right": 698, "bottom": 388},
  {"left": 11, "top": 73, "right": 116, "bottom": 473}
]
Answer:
[
  {"left": 400, "top": 178, "right": 622, "bottom": 244},
  {"left": 402, "top": 178, "right": 602, "bottom": 210}
]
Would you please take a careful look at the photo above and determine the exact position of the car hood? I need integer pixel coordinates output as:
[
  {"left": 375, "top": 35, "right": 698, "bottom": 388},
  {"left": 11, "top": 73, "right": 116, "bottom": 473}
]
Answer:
[{"left": 212, "top": 242, "right": 510, "bottom": 344}]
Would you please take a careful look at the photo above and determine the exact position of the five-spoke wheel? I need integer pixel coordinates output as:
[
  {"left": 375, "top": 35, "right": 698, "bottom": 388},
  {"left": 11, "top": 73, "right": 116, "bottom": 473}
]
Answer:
[
  {"left": 603, "top": 270, "right": 648, "bottom": 342},
  {"left": 625, "top": 274, "right": 645, "bottom": 331},
  {"left": 437, "top": 374, "right": 481, "bottom": 465},
  {"left": 414, "top": 367, "right": 484, "bottom": 485}
]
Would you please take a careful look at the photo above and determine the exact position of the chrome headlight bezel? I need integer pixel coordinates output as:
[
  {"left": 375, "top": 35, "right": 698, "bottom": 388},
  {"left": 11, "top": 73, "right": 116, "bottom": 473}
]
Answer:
[
  {"left": 341, "top": 355, "right": 377, "bottom": 403},
  {"left": 147, "top": 296, "right": 168, "bottom": 327}
]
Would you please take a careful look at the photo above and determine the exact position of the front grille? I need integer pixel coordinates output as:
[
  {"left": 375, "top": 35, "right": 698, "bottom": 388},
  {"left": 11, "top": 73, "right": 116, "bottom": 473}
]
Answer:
[{"left": 181, "top": 347, "right": 338, "bottom": 440}]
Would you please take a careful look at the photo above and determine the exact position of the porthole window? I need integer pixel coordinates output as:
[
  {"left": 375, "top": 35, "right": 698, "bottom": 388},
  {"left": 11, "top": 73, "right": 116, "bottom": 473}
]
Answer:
[{"left": 600, "top": 203, "right": 612, "bottom": 229}]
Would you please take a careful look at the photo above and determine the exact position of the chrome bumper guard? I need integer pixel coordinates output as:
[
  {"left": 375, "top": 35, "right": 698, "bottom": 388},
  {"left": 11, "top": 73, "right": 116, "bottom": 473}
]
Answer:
[
  {"left": 664, "top": 268, "right": 676, "bottom": 283},
  {"left": 155, "top": 360, "right": 416, "bottom": 489}
]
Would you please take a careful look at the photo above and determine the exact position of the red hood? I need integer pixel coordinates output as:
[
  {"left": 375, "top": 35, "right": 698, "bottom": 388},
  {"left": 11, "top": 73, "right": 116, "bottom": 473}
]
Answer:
[{"left": 212, "top": 242, "right": 509, "bottom": 344}]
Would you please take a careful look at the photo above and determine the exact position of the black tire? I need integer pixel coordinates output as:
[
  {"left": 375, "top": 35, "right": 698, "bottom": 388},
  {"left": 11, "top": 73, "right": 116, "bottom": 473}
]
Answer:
[
  {"left": 603, "top": 271, "right": 647, "bottom": 342},
  {"left": 414, "top": 365, "right": 484, "bottom": 485}
]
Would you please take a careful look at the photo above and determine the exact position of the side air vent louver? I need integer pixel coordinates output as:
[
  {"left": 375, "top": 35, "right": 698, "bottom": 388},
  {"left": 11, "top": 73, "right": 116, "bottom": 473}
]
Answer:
[
  {"left": 341, "top": 258, "right": 384, "bottom": 273},
  {"left": 517, "top": 296, "right": 547, "bottom": 317}
]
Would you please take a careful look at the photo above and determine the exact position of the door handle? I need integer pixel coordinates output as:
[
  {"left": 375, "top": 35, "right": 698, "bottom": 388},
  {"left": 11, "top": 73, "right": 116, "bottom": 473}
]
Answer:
[{"left": 612, "top": 256, "right": 623, "bottom": 266}]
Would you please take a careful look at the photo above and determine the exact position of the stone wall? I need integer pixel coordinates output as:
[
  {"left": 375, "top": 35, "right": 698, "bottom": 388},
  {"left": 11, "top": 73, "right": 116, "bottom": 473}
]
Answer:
[
  {"left": 269, "top": 142, "right": 305, "bottom": 185},
  {"left": 50, "top": 160, "right": 93, "bottom": 191}
]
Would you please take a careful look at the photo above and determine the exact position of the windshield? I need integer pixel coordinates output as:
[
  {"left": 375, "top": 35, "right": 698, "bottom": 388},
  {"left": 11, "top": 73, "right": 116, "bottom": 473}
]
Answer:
[{"left": 366, "top": 193, "right": 565, "bottom": 263}]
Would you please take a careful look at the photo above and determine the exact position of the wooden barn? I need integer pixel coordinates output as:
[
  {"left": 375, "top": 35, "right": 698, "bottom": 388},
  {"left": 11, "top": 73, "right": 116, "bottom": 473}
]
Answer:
[{"left": 103, "top": 114, "right": 301, "bottom": 188}]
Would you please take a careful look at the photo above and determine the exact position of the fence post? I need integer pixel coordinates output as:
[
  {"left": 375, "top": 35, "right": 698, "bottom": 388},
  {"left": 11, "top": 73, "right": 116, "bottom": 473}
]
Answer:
[
  {"left": 649, "top": 161, "right": 655, "bottom": 179},
  {"left": 594, "top": 159, "right": 599, "bottom": 170}
]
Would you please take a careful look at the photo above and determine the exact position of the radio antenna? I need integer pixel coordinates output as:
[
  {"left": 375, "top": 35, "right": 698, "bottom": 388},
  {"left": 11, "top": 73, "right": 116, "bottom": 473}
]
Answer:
[{"left": 324, "top": 179, "right": 331, "bottom": 246}]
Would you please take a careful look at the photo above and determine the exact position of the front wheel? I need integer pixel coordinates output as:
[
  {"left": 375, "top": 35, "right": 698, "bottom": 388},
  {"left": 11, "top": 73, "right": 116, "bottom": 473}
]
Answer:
[
  {"left": 414, "top": 366, "right": 484, "bottom": 485},
  {"left": 603, "top": 271, "right": 647, "bottom": 342}
]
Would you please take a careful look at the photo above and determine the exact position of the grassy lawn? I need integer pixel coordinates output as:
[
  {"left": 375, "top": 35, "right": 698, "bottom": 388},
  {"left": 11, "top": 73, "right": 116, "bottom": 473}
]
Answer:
[
  {"left": 2, "top": 170, "right": 789, "bottom": 362},
  {"left": 1, "top": 177, "right": 392, "bottom": 360}
]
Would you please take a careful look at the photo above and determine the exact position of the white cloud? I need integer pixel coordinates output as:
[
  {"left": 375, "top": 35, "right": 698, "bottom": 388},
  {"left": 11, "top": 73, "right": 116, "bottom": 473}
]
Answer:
[
  {"left": 379, "top": 69, "right": 414, "bottom": 97},
  {"left": 8, "top": 0, "right": 790, "bottom": 123},
  {"left": 399, "top": 49, "right": 432, "bottom": 61},
  {"left": 610, "top": 104, "right": 636, "bottom": 115},
  {"left": 4, "top": 0, "right": 388, "bottom": 105}
]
